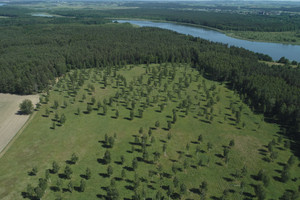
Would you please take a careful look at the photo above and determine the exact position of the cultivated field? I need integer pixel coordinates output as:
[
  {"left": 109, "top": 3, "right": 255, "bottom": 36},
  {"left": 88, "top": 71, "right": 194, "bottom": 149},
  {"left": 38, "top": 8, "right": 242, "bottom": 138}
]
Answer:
[{"left": 0, "top": 94, "right": 39, "bottom": 154}]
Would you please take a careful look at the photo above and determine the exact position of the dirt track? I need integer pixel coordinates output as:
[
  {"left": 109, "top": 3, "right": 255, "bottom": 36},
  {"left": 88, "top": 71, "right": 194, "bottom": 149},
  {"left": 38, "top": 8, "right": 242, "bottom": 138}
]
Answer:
[{"left": 0, "top": 94, "right": 39, "bottom": 153}]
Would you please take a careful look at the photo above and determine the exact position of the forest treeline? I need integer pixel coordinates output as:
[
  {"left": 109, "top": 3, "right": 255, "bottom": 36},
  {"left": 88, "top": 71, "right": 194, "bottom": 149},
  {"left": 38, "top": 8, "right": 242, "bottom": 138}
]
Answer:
[
  {"left": 1, "top": 5, "right": 300, "bottom": 32},
  {"left": 0, "top": 21, "right": 299, "bottom": 141},
  {"left": 51, "top": 7, "right": 300, "bottom": 32}
]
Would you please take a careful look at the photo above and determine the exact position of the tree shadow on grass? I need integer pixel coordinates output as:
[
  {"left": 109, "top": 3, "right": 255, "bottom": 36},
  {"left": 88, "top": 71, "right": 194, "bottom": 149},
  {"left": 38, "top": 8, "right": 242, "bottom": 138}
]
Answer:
[
  {"left": 171, "top": 193, "right": 181, "bottom": 199},
  {"left": 58, "top": 173, "right": 68, "bottom": 179},
  {"left": 50, "top": 186, "right": 60, "bottom": 192},
  {"left": 101, "top": 186, "right": 108, "bottom": 192},
  {"left": 215, "top": 153, "right": 223, "bottom": 158},
  {"left": 123, "top": 166, "right": 134, "bottom": 172},
  {"left": 250, "top": 174, "right": 259, "bottom": 181},
  {"left": 147, "top": 184, "right": 155, "bottom": 190},
  {"left": 74, "top": 186, "right": 82, "bottom": 192},
  {"left": 99, "top": 173, "right": 109, "bottom": 178},
  {"left": 276, "top": 146, "right": 285, "bottom": 151},
  {"left": 65, "top": 160, "right": 76, "bottom": 165},
  {"left": 273, "top": 176, "right": 282, "bottom": 182},
  {"left": 115, "top": 177, "right": 122, "bottom": 181},
  {"left": 80, "top": 174, "right": 88, "bottom": 180},
  {"left": 243, "top": 192, "right": 256, "bottom": 198},
  {"left": 125, "top": 185, "right": 134, "bottom": 191},
  {"left": 114, "top": 161, "right": 122, "bottom": 165},
  {"left": 27, "top": 171, "right": 36, "bottom": 176},
  {"left": 277, "top": 162, "right": 286, "bottom": 167},
  {"left": 258, "top": 148, "right": 268, "bottom": 156},
  {"left": 96, "top": 194, "right": 105, "bottom": 199},
  {"left": 274, "top": 169, "right": 282, "bottom": 174},
  {"left": 223, "top": 177, "right": 233, "bottom": 182},
  {"left": 189, "top": 188, "right": 200, "bottom": 195},
  {"left": 200, "top": 119, "right": 210, "bottom": 124},
  {"left": 125, "top": 179, "right": 133, "bottom": 184},
  {"left": 62, "top": 188, "right": 69, "bottom": 193},
  {"left": 162, "top": 172, "right": 172, "bottom": 179},
  {"left": 97, "top": 158, "right": 106, "bottom": 165}
]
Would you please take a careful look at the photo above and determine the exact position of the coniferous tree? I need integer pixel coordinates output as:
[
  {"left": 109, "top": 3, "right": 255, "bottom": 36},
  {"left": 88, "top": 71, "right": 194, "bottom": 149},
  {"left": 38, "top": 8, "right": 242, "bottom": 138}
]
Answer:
[
  {"left": 107, "top": 165, "right": 113, "bottom": 177},
  {"left": 229, "top": 139, "right": 235, "bottom": 147},
  {"left": 64, "top": 165, "right": 73, "bottom": 179},
  {"left": 87, "top": 104, "right": 92, "bottom": 114},
  {"left": 60, "top": 113, "right": 66, "bottom": 125},
  {"left": 52, "top": 161, "right": 60, "bottom": 174},
  {"left": 132, "top": 158, "right": 138, "bottom": 171},
  {"left": 79, "top": 179, "right": 86, "bottom": 192},
  {"left": 255, "top": 184, "right": 266, "bottom": 200},
  {"left": 104, "top": 150, "right": 111, "bottom": 164},
  {"left": 207, "top": 142, "right": 213, "bottom": 151},
  {"left": 52, "top": 121, "right": 56, "bottom": 130},
  {"left": 198, "top": 134, "right": 203, "bottom": 143},
  {"left": 108, "top": 136, "right": 115, "bottom": 148},
  {"left": 85, "top": 168, "right": 91, "bottom": 180},
  {"left": 130, "top": 110, "right": 134, "bottom": 120},
  {"left": 120, "top": 155, "right": 125, "bottom": 165},
  {"left": 26, "top": 184, "right": 34, "bottom": 198},
  {"left": 68, "top": 181, "right": 73, "bottom": 193},
  {"left": 155, "top": 121, "right": 160, "bottom": 128},
  {"left": 281, "top": 168, "right": 290, "bottom": 183},
  {"left": 31, "top": 166, "right": 38, "bottom": 176},
  {"left": 115, "top": 110, "right": 119, "bottom": 119},
  {"left": 70, "top": 153, "right": 79, "bottom": 164},
  {"left": 180, "top": 183, "right": 187, "bottom": 195}
]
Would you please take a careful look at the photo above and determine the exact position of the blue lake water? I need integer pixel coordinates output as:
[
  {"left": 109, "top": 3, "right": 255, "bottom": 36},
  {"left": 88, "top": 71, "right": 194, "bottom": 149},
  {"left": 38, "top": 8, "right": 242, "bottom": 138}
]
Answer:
[
  {"left": 31, "top": 13, "right": 53, "bottom": 18},
  {"left": 117, "top": 20, "right": 300, "bottom": 62}
]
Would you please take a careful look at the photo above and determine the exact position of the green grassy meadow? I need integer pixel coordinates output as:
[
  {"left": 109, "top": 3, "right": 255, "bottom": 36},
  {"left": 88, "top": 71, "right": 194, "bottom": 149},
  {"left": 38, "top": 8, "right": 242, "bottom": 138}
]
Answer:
[
  {"left": 227, "top": 31, "right": 300, "bottom": 45},
  {"left": 0, "top": 64, "right": 299, "bottom": 200}
]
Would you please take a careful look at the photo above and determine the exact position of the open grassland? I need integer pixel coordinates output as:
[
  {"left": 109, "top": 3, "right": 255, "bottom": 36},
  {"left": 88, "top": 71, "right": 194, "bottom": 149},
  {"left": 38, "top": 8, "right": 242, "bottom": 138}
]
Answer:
[
  {"left": 0, "top": 64, "right": 298, "bottom": 200},
  {"left": 227, "top": 31, "right": 300, "bottom": 45},
  {"left": 259, "top": 60, "right": 299, "bottom": 68},
  {"left": 0, "top": 94, "right": 39, "bottom": 154}
]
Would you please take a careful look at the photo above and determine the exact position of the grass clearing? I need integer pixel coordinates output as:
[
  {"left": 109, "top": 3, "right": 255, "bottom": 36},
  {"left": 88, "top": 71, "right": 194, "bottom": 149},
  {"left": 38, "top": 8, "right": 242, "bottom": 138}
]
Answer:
[
  {"left": 0, "top": 64, "right": 298, "bottom": 200},
  {"left": 227, "top": 30, "right": 300, "bottom": 45}
]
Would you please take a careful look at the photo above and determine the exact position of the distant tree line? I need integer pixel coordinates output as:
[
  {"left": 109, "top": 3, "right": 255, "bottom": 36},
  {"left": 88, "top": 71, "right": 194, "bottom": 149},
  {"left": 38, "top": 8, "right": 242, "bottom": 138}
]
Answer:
[{"left": 54, "top": 7, "right": 300, "bottom": 32}]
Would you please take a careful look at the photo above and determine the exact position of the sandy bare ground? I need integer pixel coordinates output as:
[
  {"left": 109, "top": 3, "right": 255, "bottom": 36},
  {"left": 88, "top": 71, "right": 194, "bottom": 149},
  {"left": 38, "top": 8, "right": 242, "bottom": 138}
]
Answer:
[{"left": 0, "top": 94, "right": 39, "bottom": 154}]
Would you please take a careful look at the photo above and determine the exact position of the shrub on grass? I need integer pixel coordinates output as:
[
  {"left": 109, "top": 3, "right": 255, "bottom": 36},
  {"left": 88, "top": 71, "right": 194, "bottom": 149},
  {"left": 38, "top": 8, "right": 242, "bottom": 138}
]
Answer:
[{"left": 19, "top": 99, "right": 34, "bottom": 115}]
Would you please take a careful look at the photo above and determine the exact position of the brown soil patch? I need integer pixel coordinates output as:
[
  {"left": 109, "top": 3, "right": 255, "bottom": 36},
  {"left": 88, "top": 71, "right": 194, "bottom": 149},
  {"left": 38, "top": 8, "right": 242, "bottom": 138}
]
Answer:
[{"left": 0, "top": 93, "right": 39, "bottom": 153}]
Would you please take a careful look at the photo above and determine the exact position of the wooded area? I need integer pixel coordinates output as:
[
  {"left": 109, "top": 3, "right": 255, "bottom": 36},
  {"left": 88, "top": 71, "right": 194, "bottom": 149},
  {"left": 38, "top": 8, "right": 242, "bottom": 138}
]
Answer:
[{"left": 0, "top": 5, "right": 299, "bottom": 148}]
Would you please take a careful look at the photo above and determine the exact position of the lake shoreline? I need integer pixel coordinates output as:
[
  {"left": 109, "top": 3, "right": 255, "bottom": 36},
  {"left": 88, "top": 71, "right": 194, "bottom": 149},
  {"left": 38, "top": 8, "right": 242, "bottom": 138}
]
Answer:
[
  {"left": 116, "top": 19, "right": 300, "bottom": 62},
  {"left": 112, "top": 17, "right": 300, "bottom": 46}
]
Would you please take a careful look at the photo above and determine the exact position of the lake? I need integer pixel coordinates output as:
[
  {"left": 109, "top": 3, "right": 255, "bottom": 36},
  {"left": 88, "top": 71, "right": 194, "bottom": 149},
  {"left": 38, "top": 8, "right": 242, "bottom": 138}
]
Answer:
[
  {"left": 31, "top": 13, "right": 54, "bottom": 18},
  {"left": 117, "top": 20, "right": 300, "bottom": 62}
]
